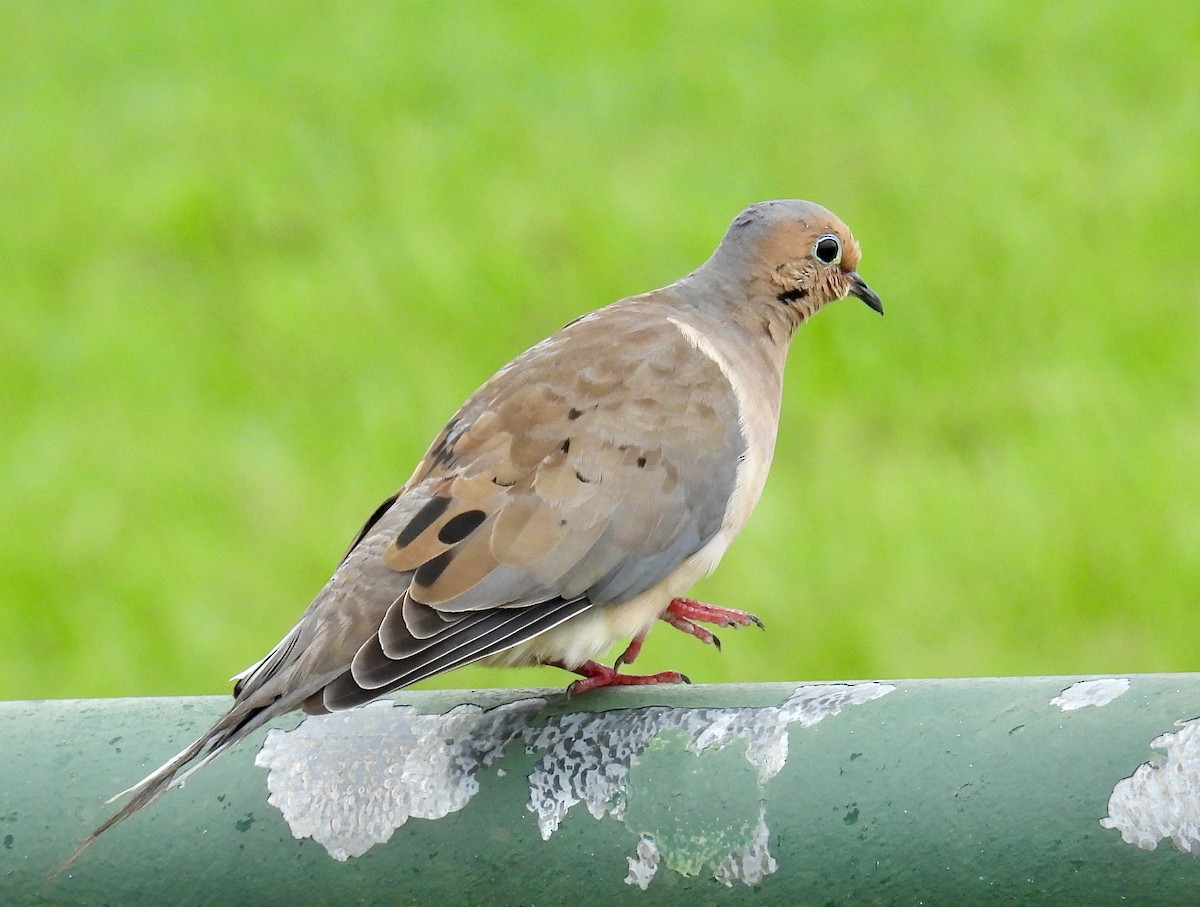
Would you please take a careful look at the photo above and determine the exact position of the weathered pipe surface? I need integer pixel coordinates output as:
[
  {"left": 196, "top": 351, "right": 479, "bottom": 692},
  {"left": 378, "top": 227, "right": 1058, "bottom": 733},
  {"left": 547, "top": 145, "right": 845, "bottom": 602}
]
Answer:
[{"left": 5, "top": 675, "right": 1200, "bottom": 905}]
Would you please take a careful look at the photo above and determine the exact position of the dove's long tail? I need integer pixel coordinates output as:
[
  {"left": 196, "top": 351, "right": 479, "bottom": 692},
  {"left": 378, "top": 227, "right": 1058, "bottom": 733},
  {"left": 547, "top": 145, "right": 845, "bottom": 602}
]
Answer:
[{"left": 53, "top": 694, "right": 288, "bottom": 878}]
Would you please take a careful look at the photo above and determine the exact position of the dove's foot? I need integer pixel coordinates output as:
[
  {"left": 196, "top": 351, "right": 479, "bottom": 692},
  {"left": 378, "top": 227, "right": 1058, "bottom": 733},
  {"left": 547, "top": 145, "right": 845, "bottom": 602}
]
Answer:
[
  {"left": 663, "top": 597, "right": 764, "bottom": 651},
  {"left": 558, "top": 659, "right": 691, "bottom": 697},
  {"left": 614, "top": 631, "right": 647, "bottom": 667}
]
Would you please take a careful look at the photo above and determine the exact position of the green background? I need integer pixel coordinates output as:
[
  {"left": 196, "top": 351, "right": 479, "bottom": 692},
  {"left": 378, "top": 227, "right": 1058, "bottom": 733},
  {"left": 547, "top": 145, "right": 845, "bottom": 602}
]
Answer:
[{"left": 3, "top": 2, "right": 1197, "bottom": 701}]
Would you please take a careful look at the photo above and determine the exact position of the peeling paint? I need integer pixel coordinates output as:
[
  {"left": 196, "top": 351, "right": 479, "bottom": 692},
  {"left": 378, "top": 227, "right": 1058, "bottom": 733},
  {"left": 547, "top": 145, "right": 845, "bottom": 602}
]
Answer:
[
  {"left": 625, "top": 835, "right": 660, "bottom": 890},
  {"left": 256, "top": 681, "right": 894, "bottom": 886},
  {"left": 525, "top": 682, "right": 893, "bottom": 887},
  {"left": 624, "top": 804, "right": 776, "bottom": 890},
  {"left": 1100, "top": 717, "right": 1200, "bottom": 855},
  {"left": 1050, "top": 678, "right": 1130, "bottom": 711},
  {"left": 255, "top": 697, "right": 546, "bottom": 860},
  {"left": 714, "top": 804, "right": 777, "bottom": 887}
]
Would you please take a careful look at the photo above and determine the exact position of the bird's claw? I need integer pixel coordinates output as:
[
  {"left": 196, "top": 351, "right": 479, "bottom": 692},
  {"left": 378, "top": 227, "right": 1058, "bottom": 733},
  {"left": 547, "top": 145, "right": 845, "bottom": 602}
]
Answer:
[
  {"left": 562, "top": 660, "right": 692, "bottom": 697},
  {"left": 666, "top": 597, "right": 765, "bottom": 631}
]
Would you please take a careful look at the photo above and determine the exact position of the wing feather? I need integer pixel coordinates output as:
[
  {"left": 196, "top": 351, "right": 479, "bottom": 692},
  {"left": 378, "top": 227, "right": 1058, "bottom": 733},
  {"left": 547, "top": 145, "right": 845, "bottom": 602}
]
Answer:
[{"left": 327, "top": 597, "right": 591, "bottom": 710}]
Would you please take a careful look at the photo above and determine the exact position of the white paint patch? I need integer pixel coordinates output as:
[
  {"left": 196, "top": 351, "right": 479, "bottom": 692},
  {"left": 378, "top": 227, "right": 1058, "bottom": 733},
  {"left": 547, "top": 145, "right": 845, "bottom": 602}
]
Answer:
[
  {"left": 714, "top": 804, "right": 778, "bottom": 888},
  {"left": 256, "top": 682, "right": 894, "bottom": 886},
  {"left": 525, "top": 682, "right": 894, "bottom": 836},
  {"left": 625, "top": 835, "right": 660, "bottom": 890},
  {"left": 255, "top": 697, "right": 546, "bottom": 860},
  {"left": 1050, "top": 678, "right": 1131, "bottom": 711},
  {"left": 623, "top": 807, "right": 779, "bottom": 891},
  {"left": 1100, "top": 717, "right": 1200, "bottom": 855},
  {"left": 524, "top": 682, "right": 892, "bottom": 887}
]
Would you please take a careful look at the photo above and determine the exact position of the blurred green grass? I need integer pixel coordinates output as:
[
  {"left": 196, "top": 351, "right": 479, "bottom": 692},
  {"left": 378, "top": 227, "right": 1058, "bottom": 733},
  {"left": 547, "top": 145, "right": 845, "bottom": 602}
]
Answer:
[{"left": 2, "top": 1, "right": 1198, "bottom": 700}]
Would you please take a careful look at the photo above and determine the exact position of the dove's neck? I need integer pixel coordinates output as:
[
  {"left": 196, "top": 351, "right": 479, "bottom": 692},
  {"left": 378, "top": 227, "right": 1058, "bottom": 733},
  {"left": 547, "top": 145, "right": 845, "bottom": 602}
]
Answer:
[
  {"left": 660, "top": 269, "right": 795, "bottom": 488},
  {"left": 670, "top": 268, "right": 797, "bottom": 387}
]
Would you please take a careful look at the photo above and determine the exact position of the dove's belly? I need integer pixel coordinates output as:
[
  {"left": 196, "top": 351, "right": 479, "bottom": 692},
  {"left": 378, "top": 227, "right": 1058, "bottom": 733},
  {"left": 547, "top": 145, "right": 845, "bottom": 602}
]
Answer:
[
  {"left": 480, "top": 522, "right": 739, "bottom": 670},
  {"left": 479, "top": 580, "right": 688, "bottom": 670}
]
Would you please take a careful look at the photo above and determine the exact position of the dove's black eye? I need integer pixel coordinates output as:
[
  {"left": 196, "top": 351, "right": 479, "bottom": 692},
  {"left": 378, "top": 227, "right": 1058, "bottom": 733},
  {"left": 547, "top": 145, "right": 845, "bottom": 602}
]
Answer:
[{"left": 813, "top": 234, "right": 842, "bottom": 266}]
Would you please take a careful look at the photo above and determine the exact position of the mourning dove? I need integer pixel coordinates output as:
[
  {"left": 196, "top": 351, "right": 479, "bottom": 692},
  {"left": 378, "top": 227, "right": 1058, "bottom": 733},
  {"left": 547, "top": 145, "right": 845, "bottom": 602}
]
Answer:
[{"left": 65, "top": 198, "right": 881, "bottom": 868}]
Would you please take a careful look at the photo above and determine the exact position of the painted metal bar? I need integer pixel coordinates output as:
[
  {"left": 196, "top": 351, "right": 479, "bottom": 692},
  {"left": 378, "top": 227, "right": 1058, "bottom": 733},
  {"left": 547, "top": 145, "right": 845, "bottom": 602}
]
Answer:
[{"left": 4, "top": 675, "right": 1200, "bottom": 904}]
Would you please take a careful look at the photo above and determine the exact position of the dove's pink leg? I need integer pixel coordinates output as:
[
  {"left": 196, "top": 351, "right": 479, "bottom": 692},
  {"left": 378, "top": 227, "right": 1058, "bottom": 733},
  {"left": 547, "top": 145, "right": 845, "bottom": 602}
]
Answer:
[
  {"left": 554, "top": 659, "right": 690, "bottom": 697},
  {"left": 554, "top": 598, "right": 763, "bottom": 695},
  {"left": 613, "top": 598, "right": 766, "bottom": 665},
  {"left": 614, "top": 631, "right": 647, "bottom": 667},
  {"left": 619, "top": 598, "right": 765, "bottom": 663},
  {"left": 661, "top": 610, "right": 721, "bottom": 648},
  {"left": 666, "top": 597, "right": 765, "bottom": 631},
  {"left": 658, "top": 597, "right": 765, "bottom": 651}
]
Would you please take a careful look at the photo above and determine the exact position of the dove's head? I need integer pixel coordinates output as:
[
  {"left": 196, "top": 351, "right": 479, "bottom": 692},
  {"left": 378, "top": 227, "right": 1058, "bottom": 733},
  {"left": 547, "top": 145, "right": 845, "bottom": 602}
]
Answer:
[{"left": 706, "top": 199, "right": 882, "bottom": 322}]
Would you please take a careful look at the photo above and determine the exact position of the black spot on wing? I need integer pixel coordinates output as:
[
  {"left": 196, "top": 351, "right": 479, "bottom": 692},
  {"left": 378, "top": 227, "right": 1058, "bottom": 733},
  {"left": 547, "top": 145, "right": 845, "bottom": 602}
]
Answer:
[
  {"left": 395, "top": 496, "right": 452, "bottom": 548},
  {"left": 414, "top": 549, "right": 454, "bottom": 587},
  {"left": 437, "top": 509, "right": 487, "bottom": 544}
]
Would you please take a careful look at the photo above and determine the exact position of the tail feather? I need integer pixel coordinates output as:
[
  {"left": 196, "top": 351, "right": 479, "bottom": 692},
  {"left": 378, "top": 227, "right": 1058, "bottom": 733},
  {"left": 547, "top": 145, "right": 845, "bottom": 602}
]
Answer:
[{"left": 53, "top": 699, "right": 277, "bottom": 879}]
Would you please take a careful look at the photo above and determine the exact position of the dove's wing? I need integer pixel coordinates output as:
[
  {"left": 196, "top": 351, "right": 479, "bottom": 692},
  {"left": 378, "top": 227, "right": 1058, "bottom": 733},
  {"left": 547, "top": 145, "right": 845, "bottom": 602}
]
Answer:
[{"left": 294, "top": 301, "right": 746, "bottom": 708}]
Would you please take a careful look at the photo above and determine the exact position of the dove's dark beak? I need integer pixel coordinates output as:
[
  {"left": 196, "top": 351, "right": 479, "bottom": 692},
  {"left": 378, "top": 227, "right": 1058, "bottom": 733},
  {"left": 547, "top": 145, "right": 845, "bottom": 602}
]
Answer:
[{"left": 849, "top": 272, "right": 883, "bottom": 315}]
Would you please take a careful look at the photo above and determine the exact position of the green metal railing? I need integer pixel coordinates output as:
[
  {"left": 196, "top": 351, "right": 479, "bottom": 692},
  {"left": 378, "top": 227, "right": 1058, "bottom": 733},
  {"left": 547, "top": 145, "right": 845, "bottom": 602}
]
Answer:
[{"left": 6, "top": 675, "right": 1200, "bottom": 904}]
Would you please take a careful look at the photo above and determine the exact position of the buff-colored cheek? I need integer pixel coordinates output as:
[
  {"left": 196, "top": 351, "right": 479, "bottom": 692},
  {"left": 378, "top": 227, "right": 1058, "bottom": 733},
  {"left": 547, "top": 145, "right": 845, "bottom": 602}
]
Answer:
[{"left": 773, "top": 262, "right": 799, "bottom": 286}]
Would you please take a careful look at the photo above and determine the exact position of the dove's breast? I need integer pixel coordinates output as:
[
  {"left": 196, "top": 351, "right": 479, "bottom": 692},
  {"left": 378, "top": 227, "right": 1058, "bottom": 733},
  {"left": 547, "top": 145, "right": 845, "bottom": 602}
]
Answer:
[{"left": 665, "top": 315, "right": 783, "bottom": 555}]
